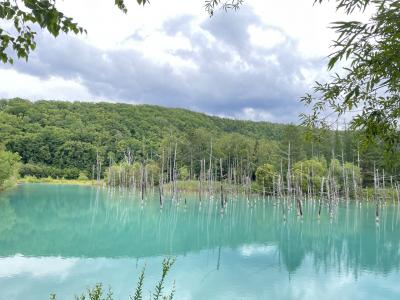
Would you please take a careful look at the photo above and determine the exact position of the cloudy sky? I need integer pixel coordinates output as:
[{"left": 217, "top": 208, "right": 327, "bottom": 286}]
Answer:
[{"left": 0, "top": 0, "right": 361, "bottom": 123}]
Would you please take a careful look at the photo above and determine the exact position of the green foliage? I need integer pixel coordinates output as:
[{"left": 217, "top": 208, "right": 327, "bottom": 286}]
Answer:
[
  {"left": 132, "top": 266, "right": 145, "bottom": 300},
  {"left": 0, "top": 0, "right": 85, "bottom": 63},
  {"left": 147, "top": 161, "right": 161, "bottom": 183},
  {"left": 178, "top": 166, "right": 189, "bottom": 181},
  {"left": 105, "top": 160, "right": 160, "bottom": 187},
  {"left": 0, "top": 145, "right": 20, "bottom": 189},
  {"left": 0, "top": 0, "right": 152, "bottom": 64},
  {"left": 329, "top": 159, "right": 362, "bottom": 192},
  {"left": 20, "top": 176, "right": 93, "bottom": 185},
  {"left": 255, "top": 164, "right": 276, "bottom": 191},
  {"left": 78, "top": 172, "right": 89, "bottom": 181},
  {"left": 152, "top": 258, "right": 175, "bottom": 300},
  {"left": 205, "top": 0, "right": 244, "bottom": 16},
  {"left": 50, "top": 258, "right": 175, "bottom": 300},
  {"left": 329, "top": 159, "right": 343, "bottom": 180},
  {"left": 0, "top": 99, "right": 287, "bottom": 177},
  {"left": 0, "top": 99, "right": 394, "bottom": 185},
  {"left": 74, "top": 283, "right": 113, "bottom": 300},
  {"left": 301, "top": 0, "right": 400, "bottom": 150},
  {"left": 292, "top": 157, "right": 328, "bottom": 192},
  {"left": 20, "top": 163, "right": 80, "bottom": 179}
]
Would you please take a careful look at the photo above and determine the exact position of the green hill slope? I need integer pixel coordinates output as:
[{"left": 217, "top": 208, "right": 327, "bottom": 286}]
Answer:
[{"left": 0, "top": 98, "right": 392, "bottom": 181}]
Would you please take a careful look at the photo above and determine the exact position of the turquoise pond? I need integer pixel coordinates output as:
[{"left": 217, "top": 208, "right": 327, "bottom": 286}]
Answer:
[{"left": 0, "top": 183, "right": 399, "bottom": 299}]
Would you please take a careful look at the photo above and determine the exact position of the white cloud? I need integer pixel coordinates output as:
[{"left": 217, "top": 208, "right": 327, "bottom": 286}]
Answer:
[
  {"left": 239, "top": 244, "right": 277, "bottom": 256},
  {"left": 0, "top": 255, "right": 78, "bottom": 278},
  {"left": 248, "top": 26, "right": 286, "bottom": 49},
  {"left": 236, "top": 108, "right": 277, "bottom": 123},
  {"left": 0, "top": 0, "right": 374, "bottom": 122},
  {"left": 0, "top": 69, "right": 93, "bottom": 101}
]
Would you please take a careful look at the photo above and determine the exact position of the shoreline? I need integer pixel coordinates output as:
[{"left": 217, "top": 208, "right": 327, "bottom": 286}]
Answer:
[
  {"left": 11, "top": 179, "right": 400, "bottom": 203},
  {"left": 18, "top": 177, "right": 101, "bottom": 186}
]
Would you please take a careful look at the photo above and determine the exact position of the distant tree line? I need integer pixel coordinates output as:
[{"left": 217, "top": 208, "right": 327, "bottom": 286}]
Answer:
[{"left": 0, "top": 98, "right": 398, "bottom": 187}]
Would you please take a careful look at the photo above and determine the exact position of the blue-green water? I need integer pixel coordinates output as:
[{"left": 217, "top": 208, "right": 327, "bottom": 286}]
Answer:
[{"left": 0, "top": 184, "right": 399, "bottom": 299}]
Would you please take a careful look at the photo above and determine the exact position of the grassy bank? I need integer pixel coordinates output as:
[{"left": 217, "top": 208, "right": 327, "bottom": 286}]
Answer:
[
  {"left": 162, "top": 180, "right": 252, "bottom": 193},
  {"left": 359, "top": 187, "right": 400, "bottom": 203},
  {"left": 19, "top": 176, "right": 101, "bottom": 186},
  {"left": 13, "top": 178, "right": 400, "bottom": 204}
]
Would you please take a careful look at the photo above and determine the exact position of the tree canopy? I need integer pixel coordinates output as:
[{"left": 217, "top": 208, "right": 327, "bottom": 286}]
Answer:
[{"left": 0, "top": 98, "right": 396, "bottom": 184}]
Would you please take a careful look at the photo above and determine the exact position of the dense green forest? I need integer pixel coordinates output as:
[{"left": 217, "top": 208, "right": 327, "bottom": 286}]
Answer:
[{"left": 0, "top": 98, "right": 398, "bottom": 186}]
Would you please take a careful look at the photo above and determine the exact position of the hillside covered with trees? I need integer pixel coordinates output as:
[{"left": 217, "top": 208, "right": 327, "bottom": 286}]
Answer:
[{"left": 0, "top": 98, "right": 397, "bottom": 186}]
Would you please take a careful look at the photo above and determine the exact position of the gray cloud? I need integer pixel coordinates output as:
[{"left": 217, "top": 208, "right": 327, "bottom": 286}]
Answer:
[
  {"left": 1, "top": 7, "right": 323, "bottom": 123},
  {"left": 201, "top": 8, "right": 260, "bottom": 55}
]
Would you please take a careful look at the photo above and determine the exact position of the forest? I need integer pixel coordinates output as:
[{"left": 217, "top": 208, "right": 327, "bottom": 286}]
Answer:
[{"left": 0, "top": 98, "right": 398, "bottom": 190}]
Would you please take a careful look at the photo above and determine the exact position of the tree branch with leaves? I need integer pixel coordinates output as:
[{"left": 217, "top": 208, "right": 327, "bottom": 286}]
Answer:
[{"left": 300, "top": 0, "right": 400, "bottom": 150}]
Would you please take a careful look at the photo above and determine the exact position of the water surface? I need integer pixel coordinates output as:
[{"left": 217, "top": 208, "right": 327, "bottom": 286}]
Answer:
[{"left": 0, "top": 184, "right": 399, "bottom": 299}]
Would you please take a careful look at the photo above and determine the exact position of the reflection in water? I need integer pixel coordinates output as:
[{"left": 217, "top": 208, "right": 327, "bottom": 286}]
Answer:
[
  {"left": 0, "top": 184, "right": 399, "bottom": 299},
  {"left": 0, "top": 196, "right": 16, "bottom": 235}
]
